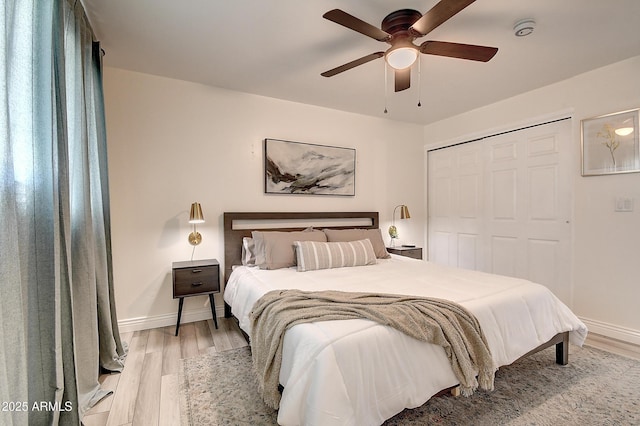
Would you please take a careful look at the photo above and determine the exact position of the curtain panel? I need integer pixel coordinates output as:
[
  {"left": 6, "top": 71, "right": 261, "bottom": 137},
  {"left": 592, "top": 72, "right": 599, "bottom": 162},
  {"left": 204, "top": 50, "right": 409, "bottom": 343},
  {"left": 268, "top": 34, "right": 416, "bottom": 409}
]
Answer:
[{"left": 1, "top": 0, "right": 126, "bottom": 425}]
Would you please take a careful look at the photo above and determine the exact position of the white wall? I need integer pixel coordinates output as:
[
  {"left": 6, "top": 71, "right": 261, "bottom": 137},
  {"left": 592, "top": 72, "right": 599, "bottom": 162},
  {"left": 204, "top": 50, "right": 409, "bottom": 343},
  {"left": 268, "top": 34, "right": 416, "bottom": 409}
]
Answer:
[
  {"left": 103, "top": 68, "right": 425, "bottom": 331},
  {"left": 105, "top": 57, "right": 640, "bottom": 343},
  {"left": 422, "top": 56, "right": 640, "bottom": 344}
]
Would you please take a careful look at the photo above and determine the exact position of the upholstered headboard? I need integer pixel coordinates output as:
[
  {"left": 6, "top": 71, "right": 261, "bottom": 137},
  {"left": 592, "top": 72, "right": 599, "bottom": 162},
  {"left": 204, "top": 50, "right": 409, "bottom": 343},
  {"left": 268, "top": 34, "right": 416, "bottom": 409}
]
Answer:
[{"left": 223, "top": 211, "right": 379, "bottom": 284}]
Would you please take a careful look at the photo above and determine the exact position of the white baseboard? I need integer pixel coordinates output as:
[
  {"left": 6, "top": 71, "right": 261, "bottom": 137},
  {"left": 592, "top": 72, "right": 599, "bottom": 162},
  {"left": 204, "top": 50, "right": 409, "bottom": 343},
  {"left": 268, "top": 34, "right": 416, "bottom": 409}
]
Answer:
[
  {"left": 580, "top": 317, "right": 640, "bottom": 360},
  {"left": 118, "top": 305, "right": 225, "bottom": 333},
  {"left": 580, "top": 317, "right": 640, "bottom": 346}
]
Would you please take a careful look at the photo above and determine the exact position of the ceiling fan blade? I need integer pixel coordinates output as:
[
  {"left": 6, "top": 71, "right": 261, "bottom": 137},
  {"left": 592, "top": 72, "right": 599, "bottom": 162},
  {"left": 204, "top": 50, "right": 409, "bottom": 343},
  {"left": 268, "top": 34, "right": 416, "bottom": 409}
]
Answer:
[
  {"left": 323, "top": 9, "right": 391, "bottom": 42},
  {"left": 321, "top": 52, "right": 385, "bottom": 77},
  {"left": 394, "top": 68, "right": 411, "bottom": 92},
  {"left": 420, "top": 41, "right": 498, "bottom": 62},
  {"left": 410, "top": 0, "right": 476, "bottom": 36}
]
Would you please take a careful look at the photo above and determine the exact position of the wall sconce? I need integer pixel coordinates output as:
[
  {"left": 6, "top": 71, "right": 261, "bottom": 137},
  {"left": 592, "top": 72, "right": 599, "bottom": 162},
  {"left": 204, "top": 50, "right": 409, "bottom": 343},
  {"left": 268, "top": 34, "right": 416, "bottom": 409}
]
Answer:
[
  {"left": 388, "top": 204, "right": 410, "bottom": 247},
  {"left": 188, "top": 202, "right": 204, "bottom": 246}
]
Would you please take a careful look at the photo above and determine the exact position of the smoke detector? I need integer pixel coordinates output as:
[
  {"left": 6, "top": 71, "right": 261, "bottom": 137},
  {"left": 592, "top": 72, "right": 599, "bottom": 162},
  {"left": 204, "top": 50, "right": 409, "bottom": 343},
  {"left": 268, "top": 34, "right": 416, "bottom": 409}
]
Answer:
[{"left": 513, "top": 19, "right": 535, "bottom": 37}]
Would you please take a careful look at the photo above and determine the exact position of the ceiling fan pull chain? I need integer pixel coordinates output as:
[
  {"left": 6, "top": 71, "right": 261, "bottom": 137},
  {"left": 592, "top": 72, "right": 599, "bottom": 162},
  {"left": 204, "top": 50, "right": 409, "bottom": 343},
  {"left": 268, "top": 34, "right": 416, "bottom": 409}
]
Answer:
[
  {"left": 417, "top": 57, "right": 422, "bottom": 107},
  {"left": 384, "top": 63, "right": 388, "bottom": 114}
]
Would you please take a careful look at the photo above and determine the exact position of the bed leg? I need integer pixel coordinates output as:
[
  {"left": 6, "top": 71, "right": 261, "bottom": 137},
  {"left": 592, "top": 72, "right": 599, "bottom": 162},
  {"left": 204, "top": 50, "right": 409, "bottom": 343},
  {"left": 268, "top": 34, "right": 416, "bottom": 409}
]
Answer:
[
  {"left": 450, "top": 386, "right": 461, "bottom": 397},
  {"left": 555, "top": 331, "right": 569, "bottom": 365},
  {"left": 224, "top": 302, "right": 232, "bottom": 318}
]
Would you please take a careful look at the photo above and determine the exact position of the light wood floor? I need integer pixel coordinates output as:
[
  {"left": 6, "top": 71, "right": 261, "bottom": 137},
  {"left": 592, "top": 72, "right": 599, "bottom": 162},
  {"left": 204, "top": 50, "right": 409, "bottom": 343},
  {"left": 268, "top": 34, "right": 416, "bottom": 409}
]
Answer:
[
  {"left": 82, "top": 318, "right": 248, "bottom": 426},
  {"left": 81, "top": 317, "right": 640, "bottom": 426}
]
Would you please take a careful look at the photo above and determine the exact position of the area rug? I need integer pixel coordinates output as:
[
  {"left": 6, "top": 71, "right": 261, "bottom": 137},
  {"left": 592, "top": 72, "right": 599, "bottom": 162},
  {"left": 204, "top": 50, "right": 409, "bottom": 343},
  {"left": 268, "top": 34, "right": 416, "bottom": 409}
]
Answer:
[{"left": 180, "top": 345, "right": 640, "bottom": 425}]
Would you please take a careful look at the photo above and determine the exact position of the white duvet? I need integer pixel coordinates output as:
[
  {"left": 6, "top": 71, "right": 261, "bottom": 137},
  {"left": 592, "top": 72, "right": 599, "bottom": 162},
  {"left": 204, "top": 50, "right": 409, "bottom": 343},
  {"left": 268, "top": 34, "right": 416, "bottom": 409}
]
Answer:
[{"left": 224, "top": 255, "right": 587, "bottom": 426}]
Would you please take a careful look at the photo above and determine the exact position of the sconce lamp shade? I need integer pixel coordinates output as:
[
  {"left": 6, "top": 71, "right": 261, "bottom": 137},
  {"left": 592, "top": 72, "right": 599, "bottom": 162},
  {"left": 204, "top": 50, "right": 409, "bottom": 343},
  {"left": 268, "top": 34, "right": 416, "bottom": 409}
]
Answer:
[
  {"left": 399, "top": 205, "right": 410, "bottom": 219},
  {"left": 189, "top": 202, "right": 205, "bottom": 224},
  {"left": 188, "top": 202, "right": 204, "bottom": 246}
]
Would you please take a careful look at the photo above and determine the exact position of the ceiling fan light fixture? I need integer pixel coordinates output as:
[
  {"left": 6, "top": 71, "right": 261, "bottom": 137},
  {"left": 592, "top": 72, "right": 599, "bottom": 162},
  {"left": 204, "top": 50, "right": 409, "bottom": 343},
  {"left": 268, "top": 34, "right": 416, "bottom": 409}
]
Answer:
[
  {"left": 321, "top": 4, "right": 500, "bottom": 90},
  {"left": 385, "top": 46, "right": 418, "bottom": 70}
]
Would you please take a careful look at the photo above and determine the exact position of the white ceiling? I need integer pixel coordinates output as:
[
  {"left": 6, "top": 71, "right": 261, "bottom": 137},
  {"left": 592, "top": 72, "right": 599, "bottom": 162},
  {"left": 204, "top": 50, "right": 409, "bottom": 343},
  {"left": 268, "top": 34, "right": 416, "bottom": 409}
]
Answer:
[{"left": 83, "top": 0, "right": 640, "bottom": 125}]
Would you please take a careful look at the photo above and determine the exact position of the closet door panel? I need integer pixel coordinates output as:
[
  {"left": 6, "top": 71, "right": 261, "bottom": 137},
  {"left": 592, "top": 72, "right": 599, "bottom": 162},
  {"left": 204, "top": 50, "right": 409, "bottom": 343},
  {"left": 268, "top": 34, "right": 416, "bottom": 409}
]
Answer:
[{"left": 428, "top": 119, "right": 573, "bottom": 303}]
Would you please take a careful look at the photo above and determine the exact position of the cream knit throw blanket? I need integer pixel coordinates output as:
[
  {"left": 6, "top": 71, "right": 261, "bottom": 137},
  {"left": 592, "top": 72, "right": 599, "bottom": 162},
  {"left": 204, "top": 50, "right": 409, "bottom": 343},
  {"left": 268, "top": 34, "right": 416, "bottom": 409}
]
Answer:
[{"left": 249, "top": 289, "right": 496, "bottom": 409}]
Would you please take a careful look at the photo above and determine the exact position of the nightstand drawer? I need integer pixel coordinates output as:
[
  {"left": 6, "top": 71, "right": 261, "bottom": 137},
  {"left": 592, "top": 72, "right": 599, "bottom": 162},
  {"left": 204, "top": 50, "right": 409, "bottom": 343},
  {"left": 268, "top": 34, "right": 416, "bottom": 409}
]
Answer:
[{"left": 173, "top": 264, "right": 219, "bottom": 297}]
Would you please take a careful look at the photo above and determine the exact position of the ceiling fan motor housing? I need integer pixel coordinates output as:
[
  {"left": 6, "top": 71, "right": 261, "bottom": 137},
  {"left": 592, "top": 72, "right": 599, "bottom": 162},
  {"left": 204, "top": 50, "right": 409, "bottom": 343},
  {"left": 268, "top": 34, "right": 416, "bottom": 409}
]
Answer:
[{"left": 381, "top": 9, "right": 423, "bottom": 41}]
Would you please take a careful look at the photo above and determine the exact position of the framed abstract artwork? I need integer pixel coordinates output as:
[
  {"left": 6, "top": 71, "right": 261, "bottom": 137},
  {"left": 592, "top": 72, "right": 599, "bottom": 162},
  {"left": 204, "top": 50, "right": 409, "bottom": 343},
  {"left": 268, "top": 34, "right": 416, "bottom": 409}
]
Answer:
[
  {"left": 264, "top": 138, "right": 356, "bottom": 195},
  {"left": 581, "top": 108, "right": 639, "bottom": 176}
]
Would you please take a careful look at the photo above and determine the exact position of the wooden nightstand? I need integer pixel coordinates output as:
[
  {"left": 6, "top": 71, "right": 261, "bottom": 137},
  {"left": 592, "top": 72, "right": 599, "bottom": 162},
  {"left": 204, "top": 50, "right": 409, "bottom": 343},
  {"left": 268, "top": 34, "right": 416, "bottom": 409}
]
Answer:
[
  {"left": 172, "top": 258, "right": 220, "bottom": 335},
  {"left": 386, "top": 246, "right": 423, "bottom": 260}
]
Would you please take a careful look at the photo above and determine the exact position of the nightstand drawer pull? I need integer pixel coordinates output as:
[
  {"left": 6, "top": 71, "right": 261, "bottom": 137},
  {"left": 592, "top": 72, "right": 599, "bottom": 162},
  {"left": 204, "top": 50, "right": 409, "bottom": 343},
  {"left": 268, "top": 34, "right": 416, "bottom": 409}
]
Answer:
[
  {"left": 191, "top": 269, "right": 202, "bottom": 273},
  {"left": 191, "top": 281, "right": 203, "bottom": 287}
]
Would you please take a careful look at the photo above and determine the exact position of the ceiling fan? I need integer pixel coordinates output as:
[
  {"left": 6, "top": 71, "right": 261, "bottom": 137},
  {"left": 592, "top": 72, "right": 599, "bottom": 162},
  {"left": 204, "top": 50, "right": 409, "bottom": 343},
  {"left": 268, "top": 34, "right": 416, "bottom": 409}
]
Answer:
[{"left": 321, "top": 0, "right": 498, "bottom": 92}]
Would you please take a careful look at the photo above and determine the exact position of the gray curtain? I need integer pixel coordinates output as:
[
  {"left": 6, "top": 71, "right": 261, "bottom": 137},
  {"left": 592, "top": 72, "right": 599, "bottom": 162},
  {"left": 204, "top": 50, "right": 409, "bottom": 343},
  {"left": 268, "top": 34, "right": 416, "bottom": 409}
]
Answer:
[{"left": 1, "top": 0, "right": 126, "bottom": 425}]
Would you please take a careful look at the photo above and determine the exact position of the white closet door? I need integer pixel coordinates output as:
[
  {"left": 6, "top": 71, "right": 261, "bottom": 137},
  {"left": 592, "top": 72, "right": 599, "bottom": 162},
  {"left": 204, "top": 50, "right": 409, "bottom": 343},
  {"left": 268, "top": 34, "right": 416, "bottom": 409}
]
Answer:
[
  {"left": 428, "top": 119, "right": 573, "bottom": 303},
  {"left": 427, "top": 141, "right": 485, "bottom": 271}
]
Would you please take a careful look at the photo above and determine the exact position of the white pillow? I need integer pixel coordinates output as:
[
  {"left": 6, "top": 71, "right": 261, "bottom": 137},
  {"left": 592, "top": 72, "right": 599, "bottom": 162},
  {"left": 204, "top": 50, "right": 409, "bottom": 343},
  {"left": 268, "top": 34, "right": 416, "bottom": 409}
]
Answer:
[
  {"left": 241, "top": 237, "right": 256, "bottom": 266},
  {"left": 293, "top": 239, "right": 377, "bottom": 272}
]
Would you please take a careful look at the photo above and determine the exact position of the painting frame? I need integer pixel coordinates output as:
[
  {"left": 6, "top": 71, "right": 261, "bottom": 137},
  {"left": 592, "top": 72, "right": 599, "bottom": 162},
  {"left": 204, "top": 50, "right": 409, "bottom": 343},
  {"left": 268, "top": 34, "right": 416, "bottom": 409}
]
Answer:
[
  {"left": 581, "top": 108, "right": 640, "bottom": 176},
  {"left": 264, "top": 138, "right": 356, "bottom": 196}
]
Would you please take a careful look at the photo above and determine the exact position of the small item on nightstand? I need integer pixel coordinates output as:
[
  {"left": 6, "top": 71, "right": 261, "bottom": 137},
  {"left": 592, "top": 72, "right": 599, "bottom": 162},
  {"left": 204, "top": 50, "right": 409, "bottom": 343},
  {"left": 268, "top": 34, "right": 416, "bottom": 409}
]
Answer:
[{"left": 402, "top": 244, "right": 415, "bottom": 247}]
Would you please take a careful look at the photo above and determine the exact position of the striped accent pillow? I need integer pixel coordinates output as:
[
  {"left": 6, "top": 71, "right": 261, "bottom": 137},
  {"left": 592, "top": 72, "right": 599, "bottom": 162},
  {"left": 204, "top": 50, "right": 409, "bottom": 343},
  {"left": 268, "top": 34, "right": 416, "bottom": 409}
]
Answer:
[{"left": 293, "top": 239, "right": 377, "bottom": 272}]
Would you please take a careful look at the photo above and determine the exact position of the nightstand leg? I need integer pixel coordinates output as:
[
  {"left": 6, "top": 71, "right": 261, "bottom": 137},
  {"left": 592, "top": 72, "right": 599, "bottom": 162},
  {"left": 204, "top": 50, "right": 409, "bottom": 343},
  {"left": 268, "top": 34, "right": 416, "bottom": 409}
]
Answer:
[
  {"left": 209, "top": 293, "right": 218, "bottom": 329},
  {"left": 175, "top": 297, "right": 184, "bottom": 336}
]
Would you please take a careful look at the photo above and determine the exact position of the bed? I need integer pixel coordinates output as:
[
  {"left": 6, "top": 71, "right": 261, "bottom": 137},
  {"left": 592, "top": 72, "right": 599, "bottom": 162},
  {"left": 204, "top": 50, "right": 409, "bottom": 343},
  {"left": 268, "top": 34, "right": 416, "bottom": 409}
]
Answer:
[{"left": 222, "top": 211, "right": 588, "bottom": 426}]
